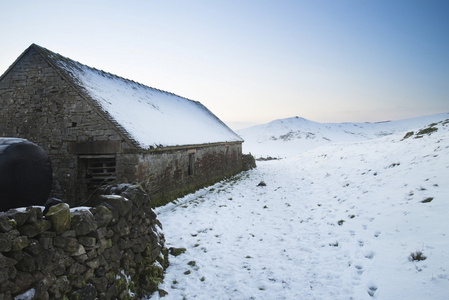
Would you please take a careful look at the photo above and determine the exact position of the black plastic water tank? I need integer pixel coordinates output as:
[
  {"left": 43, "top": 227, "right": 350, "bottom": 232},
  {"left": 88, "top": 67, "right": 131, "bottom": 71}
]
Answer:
[{"left": 0, "top": 138, "right": 52, "bottom": 211}]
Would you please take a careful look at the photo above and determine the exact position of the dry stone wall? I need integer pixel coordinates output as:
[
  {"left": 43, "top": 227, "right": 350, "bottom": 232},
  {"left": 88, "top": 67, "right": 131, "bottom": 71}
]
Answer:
[{"left": 0, "top": 184, "right": 167, "bottom": 300}]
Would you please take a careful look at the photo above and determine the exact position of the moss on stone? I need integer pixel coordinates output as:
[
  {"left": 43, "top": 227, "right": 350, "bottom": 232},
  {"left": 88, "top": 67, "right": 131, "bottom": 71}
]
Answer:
[
  {"left": 150, "top": 169, "right": 244, "bottom": 207},
  {"left": 46, "top": 202, "right": 71, "bottom": 233},
  {"left": 7, "top": 219, "right": 17, "bottom": 228},
  {"left": 139, "top": 264, "right": 164, "bottom": 294},
  {"left": 114, "top": 273, "right": 137, "bottom": 300},
  {"left": 156, "top": 248, "right": 169, "bottom": 269},
  {"left": 169, "top": 247, "right": 186, "bottom": 257}
]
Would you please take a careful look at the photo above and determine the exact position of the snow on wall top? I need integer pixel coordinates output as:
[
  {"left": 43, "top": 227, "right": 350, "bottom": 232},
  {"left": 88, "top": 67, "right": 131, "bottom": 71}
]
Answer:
[{"left": 35, "top": 45, "right": 242, "bottom": 149}]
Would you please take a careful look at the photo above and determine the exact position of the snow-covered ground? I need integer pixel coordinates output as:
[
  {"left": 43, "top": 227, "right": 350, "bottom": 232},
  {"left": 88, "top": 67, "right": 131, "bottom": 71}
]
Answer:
[{"left": 150, "top": 114, "right": 449, "bottom": 299}]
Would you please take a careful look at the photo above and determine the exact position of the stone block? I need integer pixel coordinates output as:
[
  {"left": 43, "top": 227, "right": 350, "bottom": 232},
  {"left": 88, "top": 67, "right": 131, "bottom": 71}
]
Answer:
[
  {"left": 53, "top": 236, "right": 67, "bottom": 248},
  {"left": 11, "top": 236, "right": 28, "bottom": 251},
  {"left": 60, "top": 229, "right": 76, "bottom": 237},
  {"left": 48, "top": 275, "right": 71, "bottom": 298},
  {"left": 70, "top": 283, "right": 97, "bottom": 300},
  {"left": 12, "top": 271, "right": 34, "bottom": 294},
  {"left": 111, "top": 219, "right": 130, "bottom": 237},
  {"left": 0, "top": 233, "right": 11, "bottom": 252},
  {"left": 131, "top": 241, "right": 147, "bottom": 254},
  {"left": 15, "top": 252, "right": 36, "bottom": 272},
  {"left": 0, "top": 252, "right": 16, "bottom": 269},
  {"left": 101, "top": 195, "right": 133, "bottom": 218},
  {"left": 0, "top": 269, "right": 8, "bottom": 283},
  {"left": 64, "top": 237, "right": 79, "bottom": 252},
  {"left": 46, "top": 203, "right": 71, "bottom": 234},
  {"left": 74, "top": 253, "right": 88, "bottom": 262},
  {"left": 18, "top": 220, "right": 51, "bottom": 238},
  {"left": 96, "top": 238, "right": 112, "bottom": 253},
  {"left": 5, "top": 210, "right": 29, "bottom": 227},
  {"left": 91, "top": 227, "right": 108, "bottom": 240},
  {"left": 0, "top": 213, "right": 13, "bottom": 232},
  {"left": 105, "top": 228, "right": 114, "bottom": 239},
  {"left": 38, "top": 237, "right": 53, "bottom": 250},
  {"left": 91, "top": 205, "right": 113, "bottom": 228},
  {"left": 6, "top": 229, "right": 20, "bottom": 239},
  {"left": 25, "top": 206, "right": 43, "bottom": 224},
  {"left": 104, "top": 245, "right": 121, "bottom": 262},
  {"left": 86, "top": 249, "right": 97, "bottom": 260},
  {"left": 68, "top": 262, "right": 86, "bottom": 275},
  {"left": 71, "top": 209, "right": 97, "bottom": 236},
  {"left": 5, "top": 250, "right": 22, "bottom": 262},
  {"left": 24, "top": 239, "right": 43, "bottom": 256},
  {"left": 90, "top": 276, "right": 108, "bottom": 293},
  {"left": 86, "top": 257, "right": 100, "bottom": 269}
]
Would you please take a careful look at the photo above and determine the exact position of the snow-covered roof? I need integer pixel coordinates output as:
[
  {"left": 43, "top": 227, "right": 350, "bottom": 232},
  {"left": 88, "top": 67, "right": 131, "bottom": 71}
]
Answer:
[{"left": 32, "top": 44, "right": 242, "bottom": 149}]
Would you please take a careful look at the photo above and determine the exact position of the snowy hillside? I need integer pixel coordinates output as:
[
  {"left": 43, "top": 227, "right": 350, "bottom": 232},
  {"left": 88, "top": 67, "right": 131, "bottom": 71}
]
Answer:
[
  {"left": 151, "top": 115, "right": 449, "bottom": 299},
  {"left": 238, "top": 113, "right": 449, "bottom": 158}
]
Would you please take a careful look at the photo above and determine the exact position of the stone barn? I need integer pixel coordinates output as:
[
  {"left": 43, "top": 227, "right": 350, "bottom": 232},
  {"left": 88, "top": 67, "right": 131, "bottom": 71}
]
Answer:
[{"left": 0, "top": 44, "right": 244, "bottom": 207}]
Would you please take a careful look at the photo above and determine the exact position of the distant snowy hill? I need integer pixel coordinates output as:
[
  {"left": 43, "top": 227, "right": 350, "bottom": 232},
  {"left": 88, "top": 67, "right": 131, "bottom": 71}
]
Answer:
[{"left": 238, "top": 113, "right": 449, "bottom": 158}]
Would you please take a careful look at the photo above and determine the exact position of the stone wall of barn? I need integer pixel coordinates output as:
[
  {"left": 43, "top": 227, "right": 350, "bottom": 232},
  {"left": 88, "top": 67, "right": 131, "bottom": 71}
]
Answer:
[
  {"left": 0, "top": 47, "right": 132, "bottom": 206},
  {"left": 0, "top": 46, "right": 246, "bottom": 208},
  {"left": 0, "top": 185, "right": 168, "bottom": 300},
  {"left": 118, "top": 142, "right": 243, "bottom": 207}
]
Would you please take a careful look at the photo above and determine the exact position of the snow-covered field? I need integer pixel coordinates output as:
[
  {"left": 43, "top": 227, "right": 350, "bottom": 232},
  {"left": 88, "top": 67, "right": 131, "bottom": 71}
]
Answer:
[{"left": 151, "top": 114, "right": 449, "bottom": 299}]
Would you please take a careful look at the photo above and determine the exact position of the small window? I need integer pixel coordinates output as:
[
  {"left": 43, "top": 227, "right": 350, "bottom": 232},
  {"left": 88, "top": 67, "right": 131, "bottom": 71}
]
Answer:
[
  {"left": 188, "top": 153, "right": 195, "bottom": 175},
  {"left": 82, "top": 156, "right": 116, "bottom": 190}
]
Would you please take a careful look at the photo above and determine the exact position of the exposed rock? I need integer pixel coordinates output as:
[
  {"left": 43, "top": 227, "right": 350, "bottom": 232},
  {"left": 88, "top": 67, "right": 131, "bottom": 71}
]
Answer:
[
  {"left": 241, "top": 153, "right": 257, "bottom": 171},
  {"left": 169, "top": 247, "right": 187, "bottom": 257}
]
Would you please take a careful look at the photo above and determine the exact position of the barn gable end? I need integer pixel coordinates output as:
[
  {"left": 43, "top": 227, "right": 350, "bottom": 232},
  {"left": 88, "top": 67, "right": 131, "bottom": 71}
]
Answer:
[{"left": 0, "top": 45, "right": 137, "bottom": 202}]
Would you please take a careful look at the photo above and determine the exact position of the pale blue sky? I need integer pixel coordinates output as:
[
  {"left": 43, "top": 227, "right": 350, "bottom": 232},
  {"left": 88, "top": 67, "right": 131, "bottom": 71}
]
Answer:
[{"left": 1, "top": 0, "right": 448, "bottom": 129}]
